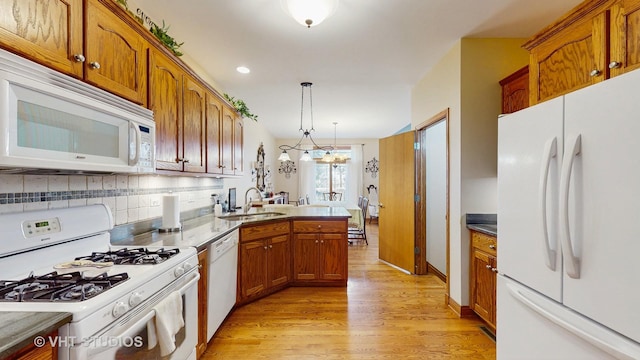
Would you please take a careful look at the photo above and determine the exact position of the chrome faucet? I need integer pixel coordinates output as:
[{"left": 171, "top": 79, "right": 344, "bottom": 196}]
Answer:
[{"left": 244, "top": 187, "right": 263, "bottom": 213}]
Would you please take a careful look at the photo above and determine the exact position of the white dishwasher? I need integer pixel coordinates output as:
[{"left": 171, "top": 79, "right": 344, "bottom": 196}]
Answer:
[{"left": 207, "top": 229, "right": 239, "bottom": 341}]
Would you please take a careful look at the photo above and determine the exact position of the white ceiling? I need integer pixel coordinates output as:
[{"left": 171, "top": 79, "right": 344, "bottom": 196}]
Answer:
[{"left": 128, "top": 0, "right": 581, "bottom": 140}]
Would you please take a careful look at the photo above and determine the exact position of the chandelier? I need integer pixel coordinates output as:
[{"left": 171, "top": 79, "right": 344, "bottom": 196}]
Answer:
[
  {"left": 281, "top": 0, "right": 339, "bottom": 28},
  {"left": 321, "top": 122, "right": 347, "bottom": 164},
  {"left": 278, "top": 82, "right": 333, "bottom": 162}
]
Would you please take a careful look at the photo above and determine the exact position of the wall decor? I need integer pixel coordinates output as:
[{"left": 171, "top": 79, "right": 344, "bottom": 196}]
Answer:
[
  {"left": 256, "top": 143, "right": 266, "bottom": 191},
  {"left": 278, "top": 161, "right": 297, "bottom": 179},
  {"left": 365, "top": 157, "right": 379, "bottom": 178}
]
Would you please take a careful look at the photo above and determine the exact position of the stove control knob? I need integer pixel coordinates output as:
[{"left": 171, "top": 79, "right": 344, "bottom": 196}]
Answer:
[
  {"left": 129, "top": 292, "right": 143, "bottom": 307},
  {"left": 174, "top": 266, "right": 185, "bottom": 277},
  {"left": 113, "top": 301, "right": 128, "bottom": 318},
  {"left": 182, "top": 261, "right": 194, "bottom": 271}
]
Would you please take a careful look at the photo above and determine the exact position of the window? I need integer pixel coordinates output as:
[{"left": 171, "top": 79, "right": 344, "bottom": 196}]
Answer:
[{"left": 311, "top": 148, "right": 350, "bottom": 201}]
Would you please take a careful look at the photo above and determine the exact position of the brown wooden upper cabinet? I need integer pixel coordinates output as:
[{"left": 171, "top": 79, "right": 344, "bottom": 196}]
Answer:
[
  {"left": 0, "top": 0, "right": 147, "bottom": 106},
  {"left": 524, "top": 0, "right": 640, "bottom": 105},
  {"left": 499, "top": 66, "right": 529, "bottom": 114},
  {"left": 206, "top": 93, "right": 224, "bottom": 175},
  {"left": 182, "top": 76, "right": 206, "bottom": 173},
  {"left": 221, "top": 107, "right": 244, "bottom": 176}
]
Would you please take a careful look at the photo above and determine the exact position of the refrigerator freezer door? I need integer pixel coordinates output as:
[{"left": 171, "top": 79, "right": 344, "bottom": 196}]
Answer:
[
  {"left": 497, "top": 276, "right": 640, "bottom": 360},
  {"left": 498, "top": 97, "right": 564, "bottom": 302},
  {"left": 562, "top": 68, "right": 640, "bottom": 344}
]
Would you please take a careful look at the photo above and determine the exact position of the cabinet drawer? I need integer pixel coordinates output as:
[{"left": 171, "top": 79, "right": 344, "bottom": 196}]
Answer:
[
  {"left": 471, "top": 231, "right": 497, "bottom": 256},
  {"left": 293, "top": 220, "right": 346, "bottom": 233},
  {"left": 241, "top": 221, "right": 290, "bottom": 242}
]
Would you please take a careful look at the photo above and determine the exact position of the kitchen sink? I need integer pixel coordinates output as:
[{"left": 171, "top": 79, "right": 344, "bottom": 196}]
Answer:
[{"left": 218, "top": 212, "right": 285, "bottom": 221}]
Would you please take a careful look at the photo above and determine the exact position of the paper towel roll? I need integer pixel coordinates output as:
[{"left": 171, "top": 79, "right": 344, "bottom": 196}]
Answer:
[
  {"left": 162, "top": 194, "right": 181, "bottom": 229},
  {"left": 214, "top": 203, "right": 222, "bottom": 215}
]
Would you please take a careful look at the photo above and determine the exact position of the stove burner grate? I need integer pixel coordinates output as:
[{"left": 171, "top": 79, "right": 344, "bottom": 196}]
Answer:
[
  {"left": 0, "top": 271, "right": 129, "bottom": 302},
  {"left": 75, "top": 247, "right": 179, "bottom": 265}
]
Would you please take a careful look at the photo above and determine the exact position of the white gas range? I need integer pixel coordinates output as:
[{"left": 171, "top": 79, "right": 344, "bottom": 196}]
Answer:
[{"left": 0, "top": 205, "right": 199, "bottom": 360}]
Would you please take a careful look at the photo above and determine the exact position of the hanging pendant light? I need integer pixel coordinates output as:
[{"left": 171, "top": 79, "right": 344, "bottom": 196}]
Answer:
[
  {"left": 278, "top": 82, "right": 333, "bottom": 162},
  {"left": 281, "top": 0, "right": 339, "bottom": 28}
]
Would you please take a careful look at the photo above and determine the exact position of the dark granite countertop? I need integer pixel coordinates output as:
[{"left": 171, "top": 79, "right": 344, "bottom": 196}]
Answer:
[
  {"left": 111, "top": 205, "right": 352, "bottom": 250},
  {"left": 0, "top": 311, "right": 72, "bottom": 358},
  {"left": 466, "top": 213, "right": 497, "bottom": 237}
]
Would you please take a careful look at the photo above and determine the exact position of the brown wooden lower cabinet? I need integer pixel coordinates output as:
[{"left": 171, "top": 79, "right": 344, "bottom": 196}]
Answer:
[
  {"left": 8, "top": 330, "right": 58, "bottom": 360},
  {"left": 196, "top": 248, "right": 208, "bottom": 359},
  {"left": 292, "top": 220, "right": 348, "bottom": 285},
  {"left": 237, "top": 221, "right": 291, "bottom": 303},
  {"left": 469, "top": 230, "right": 497, "bottom": 333}
]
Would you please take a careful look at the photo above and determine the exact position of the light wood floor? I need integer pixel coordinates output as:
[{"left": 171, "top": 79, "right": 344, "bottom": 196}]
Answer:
[{"left": 203, "top": 224, "right": 496, "bottom": 359}]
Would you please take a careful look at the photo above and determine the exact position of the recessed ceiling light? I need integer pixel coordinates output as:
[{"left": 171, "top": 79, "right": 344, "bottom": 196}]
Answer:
[{"left": 236, "top": 66, "right": 250, "bottom": 74}]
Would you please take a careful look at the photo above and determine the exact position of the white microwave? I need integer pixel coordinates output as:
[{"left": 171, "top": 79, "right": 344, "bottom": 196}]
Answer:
[{"left": 0, "top": 48, "right": 155, "bottom": 174}]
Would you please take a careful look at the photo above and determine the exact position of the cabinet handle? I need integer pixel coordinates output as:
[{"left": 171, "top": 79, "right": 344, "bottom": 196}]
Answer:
[
  {"left": 89, "top": 61, "right": 101, "bottom": 69},
  {"left": 589, "top": 69, "right": 601, "bottom": 77},
  {"left": 182, "top": 159, "right": 190, "bottom": 163},
  {"left": 73, "top": 54, "right": 85, "bottom": 62},
  {"left": 608, "top": 61, "right": 622, "bottom": 69},
  {"left": 176, "top": 158, "right": 183, "bottom": 163},
  {"left": 488, "top": 244, "right": 496, "bottom": 250},
  {"left": 485, "top": 264, "right": 492, "bottom": 269}
]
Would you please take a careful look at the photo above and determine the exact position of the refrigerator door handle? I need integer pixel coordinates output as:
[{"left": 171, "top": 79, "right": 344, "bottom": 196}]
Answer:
[
  {"left": 559, "top": 134, "right": 581, "bottom": 279},
  {"left": 538, "top": 137, "right": 558, "bottom": 271},
  {"left": 507, "top": 281, "right": 640, "bottom": 360}
]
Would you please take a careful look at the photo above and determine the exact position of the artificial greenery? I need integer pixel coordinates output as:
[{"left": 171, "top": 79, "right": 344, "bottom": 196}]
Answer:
[
  {"left": 150, "top": 21, "right": 184, "bottom": 57},
  {"left": 224, "top": 93, "right": 258, "bottom": 121}
]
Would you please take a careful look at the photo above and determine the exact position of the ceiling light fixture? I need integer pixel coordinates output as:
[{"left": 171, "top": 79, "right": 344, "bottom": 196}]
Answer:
[
  {"left": 236, "top": 66, "right": 250, "bottom": 74},
  {"left": 322, "top": 122, "right": 346, "bottom": 165},
  {"left": 281, "top": 0, "right": 339, "bottom": 28},
  {"left": 278, "top": 82, "right": 332, "bottom": 162}
]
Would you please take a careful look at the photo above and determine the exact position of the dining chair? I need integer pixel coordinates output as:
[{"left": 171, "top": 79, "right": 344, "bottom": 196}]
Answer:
[
  {"left": 298, "top": 197, "right": 305, "bottom": 205},
  {"left": 348, "top": 197, "right": 368, "bottom": 245}
]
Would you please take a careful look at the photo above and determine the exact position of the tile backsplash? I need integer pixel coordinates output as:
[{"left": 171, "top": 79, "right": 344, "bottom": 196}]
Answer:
[{"left": 0, "top": 174, "right": 223, "bottom": 225}]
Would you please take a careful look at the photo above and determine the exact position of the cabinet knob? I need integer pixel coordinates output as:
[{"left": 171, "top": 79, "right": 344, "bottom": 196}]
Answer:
[
  {"left": 176, "top": 158, "right": 183, "bottom": 163},
  {"left": 485, "top": 264, "right": 492, "bottom": 269},
  {"left": 182, "top": 159, "right": 190, "bottom": 163},
  {"left": 73, "top": 54, "right": 85, "bottom": 62},
  {"left": 264, "top": 246, "right": 268, "bottom": 250},
  {"left": 317, "top": 225, "right": 322, "bottom": 229},
  {"left": 89, "top": 61, "right": 101, "bottom": 69},
  {"left": 609, "top": 61, "right": 622, "bottom": 69},
  {"left": 491, "top": 268, "right": 498, "bottom": 273},
  {"left": 315, "top": 240, "right": 319, "bottom": 244},
  {"left": 488, "top": 244, "right": 496, "bottom": 250},
  {"left": 320, "top": 240, "right": 324, "bottom": 244},
  {"left": 269, "top": 245, "right": 273, "bottom": 249},
  {"left": 589, "top": 69, "right": 601, "bottom": 77}
]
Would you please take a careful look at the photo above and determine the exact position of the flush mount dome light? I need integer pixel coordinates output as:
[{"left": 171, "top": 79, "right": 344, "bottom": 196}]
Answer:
[
  {"left": 236, "top": 66, "right": 250, "bottom": 74},
  {"left": 281, "top": 0, "right": 339, "bottom": 28}
]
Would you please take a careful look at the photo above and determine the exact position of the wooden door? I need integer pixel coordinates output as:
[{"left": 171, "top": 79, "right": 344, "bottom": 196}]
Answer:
[
  {"left": 149, "top": 49, "right": 182, "bottom": 171},
  {"left": 221, "top": 106, "right": 235, "bottom": 175},
  {"left": 206, "top": 93, "right": 223, "bottom": 174},
  {"left": 240, "top": 240, "right": 267, "bottom": 299},
  {"left": 182, "top": 76, "right": 206, "bottom": 173},
  {"left": 0, "top": 0, "right": 83, "bottom": 77},
  {"left": 84, "top": 0, "right": 147, "bottom": 105},
  {"left": 318, "top": 233, "right": 346, "bottom": 280},
  {"left": 268, "top": 235, "right": 290, "bottom": 287},
  {"left": 293, "top": 234, "right": 319, "bottom": 281},
  {"left": 233, "top": 116, "right": 244, "bottom": 175},
  {"left": 379, "top": 131, "right": 416, "bottom": 273}
]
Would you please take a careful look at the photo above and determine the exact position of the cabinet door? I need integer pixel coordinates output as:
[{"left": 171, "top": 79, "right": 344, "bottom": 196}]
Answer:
[
  {"left": 616, "top": 0, "right": 640, "bottom": 75},
  {"left": 268, "top": 234, "right": 290, "bottom": 287},
  {"left": 240, "top": 240, "right": 268, "bottom": 298},
  {"left": 319, "top": 233, "right": 347, "bottom": 280},
  {"left": 0, "top": 0, "right": 83, "bottom": 77},
  {"left": 206, "top": 93, "right": 223, "bottom": 174},
  {"left": 182, "top": 76, "right": 206, "bottom": 173},
  {"left": 293, "top": 234, "right": 319, "bottom": 281},
  {"left": 149, "top": 49, "right": 182, "bottom": 171},
  {"left": 233, "top": 116, "right": 244, "bottom": 175},
  {"left": 84, "top": 0, "right": 147, "bottom": 105},
  {"left": 221, "top": 106, "right": 235, "bottom": 175},
  {"left": 528, "top": 14, "right": 607, "bottom": 104},
  {"left": 499, "top": 66, "right": 529, "bottom": 114},
  {"left": 471, "top": 249, "right": 495, "bottom": 325},
  {"left": 196, "top": 249, "right": 208, "bottom": 358}
]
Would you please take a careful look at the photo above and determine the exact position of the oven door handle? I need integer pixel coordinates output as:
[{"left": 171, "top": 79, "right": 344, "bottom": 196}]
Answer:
[{"left": 83, "top": 271, "right": 200, "bottom": 357}]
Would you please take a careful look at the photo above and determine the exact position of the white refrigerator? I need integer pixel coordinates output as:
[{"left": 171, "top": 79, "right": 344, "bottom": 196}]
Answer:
[{"left": 497, "top": 68, "right": 640, "bottom": 359}]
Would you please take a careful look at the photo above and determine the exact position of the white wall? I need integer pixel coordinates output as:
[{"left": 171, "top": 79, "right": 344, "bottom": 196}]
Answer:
[{"left": 411, "top": 38, "right": 528, "bottom": 308}]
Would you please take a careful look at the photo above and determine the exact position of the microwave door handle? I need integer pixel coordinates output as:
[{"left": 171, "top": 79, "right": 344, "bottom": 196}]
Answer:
[{"left": 129, "top": 122, "right": 141, "bottom": 166}]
